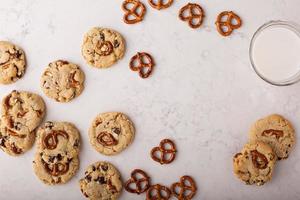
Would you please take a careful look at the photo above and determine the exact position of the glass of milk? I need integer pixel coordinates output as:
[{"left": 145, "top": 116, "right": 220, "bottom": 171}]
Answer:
[{"left": 250, "top": 21, "right": 300, "bottom": 86}]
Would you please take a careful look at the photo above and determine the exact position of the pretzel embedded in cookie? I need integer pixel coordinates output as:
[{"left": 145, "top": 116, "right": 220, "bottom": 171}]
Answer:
[
  {"left": 215, "top": 11, "right": 242, "bottom": 36},
  {"left": 122, "top": 0, "right": 146, "bottom": 24},
  {"left": 179, "top": 3, "right": 205, "bottom": 29},
  {"left": 43, "top": 162, "right": 69, "bottom": 176},
  {"left": 171, "top": 175, "right": 197, "bottom": 199},
  {"left": 95, "top": 41, "right": 113, "bottom": 56},
  {"left": 250, "top": 150, "right": 268, "bottom": 169},
  {"left": 43, "top": 130, "right": 69, "bottom": 150},
  {"left": 130, "top": 52, "right": 155, "bottom": 78},
  {"left": 97, "top": 132, "right": 118, "bottom": 146},
  {"left": 151, "top": 139, "right": 176, "bottom": 164},
  {"left": 125, "top": 169, "right": 151, "bottom": 194},
  {"left": 148, "top": 0, "right": 173, "bottom": 10},
  {"left": 146, "top": 184, "right": 171, "bottom": 200}
]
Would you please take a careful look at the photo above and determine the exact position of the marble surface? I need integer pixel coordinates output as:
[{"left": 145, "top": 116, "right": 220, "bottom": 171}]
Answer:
[{"left": 0, "top": 0, "right": 300, "bottom": 199}]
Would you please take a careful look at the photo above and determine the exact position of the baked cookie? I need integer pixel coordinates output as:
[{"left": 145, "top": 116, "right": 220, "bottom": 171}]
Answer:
[
  {"left": 0, "top": 41, "right": 26, "bottom": 84},
  {"left": 249, "top": 114, "right": 295, "bottom": 160},
  {"left": 33, "top": 151, "right": 79, "bottom": 185},
  {"left": 33, "top": 121, "right": 81, "bottom": 185},
  {"left": 82, "top": 27, "right": 126, "bottom": 68},
  {"left": 79, "top": 161, "right": 123, "bottom": 200},
  {"left": 41, "top": 60, "right": 85, "bottom": 102},
  {"left": 0, "top": 117, "right": 34, "bottom": 156},
  {"left": 89, "top": 112, "right": 135, "bottom": 155},
  {"left": 1, "top": 90, "right": 46, "bottom": 132},
  {"left": 233, "top": 141, "right": 277, "bottom": 186}
]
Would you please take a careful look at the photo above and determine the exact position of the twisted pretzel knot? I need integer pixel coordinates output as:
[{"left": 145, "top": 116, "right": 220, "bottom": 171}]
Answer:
[
  {"left": 97, "top": 132, "right": 118, "bottom": 146},
  {"left": 122, "top": 0, "right": 146, "bottom": 24},
  {"left": 179, "top": 3, "right": 205, "bottom": 29},
  {"left": 95, "top": 41, "right": 113, "bottom": 56},
  {"left": 43, "top": 130, "right": 69, "bottom": 150},
  {"left": 146, "top": 184, "right": 171, "bottom": 200},
  {"left": 171, "top": 176, "right": 197, "bottom": 200},
  {"left": 130, "top": 52, "right": 155, "bottom": 78},
  {"left": 148, "top": 0, "right": 173, "bottom": 10},
  {"left": 43, "top": 162, "right": 69, "bottom": 176},
  {"left": 151, "top": 139, "right": 176, "bottom": 165},
  {"left": 125, "top": 169, "right": 151, "bottom": 194},
  {"left": 215, "top": 11, "right": 242, "bottom": 36},
  {"left": 250, "top": 150, "right": 268, "bottom": 169}
]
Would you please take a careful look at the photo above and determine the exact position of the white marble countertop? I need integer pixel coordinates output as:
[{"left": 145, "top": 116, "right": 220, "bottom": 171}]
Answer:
[{"left": 0, "top": 0, "right": 300, "bottom": 199}]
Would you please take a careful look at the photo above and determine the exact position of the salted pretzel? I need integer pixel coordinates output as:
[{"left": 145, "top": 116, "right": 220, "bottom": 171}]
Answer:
[
  {"left": 122, "top": 0, "right": 146, "bottom": 24},
  {"left": 215, "top": 11, "right": 242, "bottom": 36},
  {"left": 43, "top": 130, "right": 69, "bottom": 150},
  {"left": 95, "top": 41, "right": 113, "bottom": 56},
  {"left": 250, "top": 150, "right": 268, "bottom": 169},
  {"left": 148, "top": 0, "right": 173, "bottom": 10},
  {"left": 146, "top": 184, "right": 171, "bottom": 200},
  {"left": 125, "top": 169, "right": 151, "bottom": 194},
  {"left": 151, "top": 139, "right": 176, "bottom": 165},
  {"left": 43, "top": 162, "right": 69, "bottom": 176},
  {"left": 179, "top": 3, "right": 205, "bottom": 29},
  {"left": 130, "top": 52, "right": 155, "bottom": 78},
  {"left": 97, "top": 132, "right": 118, "bottom": 146},
  {"left": 171, "top": 176, "right": 197, "bottom": 200}
]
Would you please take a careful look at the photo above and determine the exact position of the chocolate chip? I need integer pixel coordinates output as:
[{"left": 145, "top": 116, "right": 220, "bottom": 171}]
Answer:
[
  {"left": 112, "top": 127, "right": 121, "bottom": 135},
  {"left": 101, "top": 164, "right": 108, "bottom": 171},
  {"left": 113, "top": 40, "right": 120, "bottom": 48},
  {"left": 56, "top": 154, "right": 62, "bottom": 161},
  {"left": 99, "top": 33, "right": 105, "bottom": 41},
  {"left": 85, "top": 175, "right": 92, "bottom": 182},
  {"left": 73, "top": 139, "right": 79, "bottom": 148},
  {"left": 92, "top": 166, "right": 96, "bottom": 171},
  {"left": 95, "top": 176, "right": 106, "bottom": 184}
]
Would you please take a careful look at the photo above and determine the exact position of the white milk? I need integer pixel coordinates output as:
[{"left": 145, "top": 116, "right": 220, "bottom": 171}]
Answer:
[{"left": 251, "top": 25, "right": 300, "bottom": 82}]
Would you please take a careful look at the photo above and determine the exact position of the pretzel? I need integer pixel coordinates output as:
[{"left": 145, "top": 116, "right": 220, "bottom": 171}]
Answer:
[
  {"left": 97, "top": 132, "right": 118, "bottom": 146},
  {"left": 179, "top": 3, "right": 205, "bottom": 29},
  {"left": 130, "top": 52, "right": 155, "bottom": 78},
  {"left": 171, "top": 176, "right": 197, "bottom": 200},
  {"left": 262, "top": 129, "right": 284, "bottom": 140},
  {"left": 125, "top": 169, "right": 151, "bottom": 194},
  {"left": 43, "top": 162, "right": 69, "bottom": 176},
  {"left": 151, "top": 139, "right": 176, "bottom": 165},
  {"left": 122, "top": 0, "right": 146, "bottom": 24},
  {"left": 146, "top": 184, "right": 171, "bottom": 200},
  {"left": 43, "top": 130, "right": 69, "bottom": 150},
  {"left": 250, "top": 150, "right": 268, "bottom": 169},
  {"left": 148, "top": 0, "right": 173, "bottom": 10},
  {"left": 215, "top": 11, "right": 242, "bottom": 36},
  {"left": 95, "top": 41, "right": 113, "bottom": 56}
]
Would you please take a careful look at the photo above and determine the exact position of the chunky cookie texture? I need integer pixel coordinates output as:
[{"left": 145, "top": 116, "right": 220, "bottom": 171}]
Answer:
[
  {"left": 233, "top": 141, "right": 277, "bottom": 186},
  {"left": 0, "top": 90, "right": 45, "bottom": 156},
  {"left": 82, "top": 27, "right": 126, "bottom": 68},
  {"left": 89, "top": 112, "right": 135, "bottom": 155},
  {"left": 33, "top": 121, "right": 80, "bottom": 185},
  {"left": 249, "top": 114, "right": 295, "bottom": 160},
  {"left": 0, "top": 41, "right": 26, "bottom": 84},
  {"left": 41, "top": 60, "right": 85, "bottom": 103},
  {"left": 79, "top": 161, "right": 123, "bottom": 200}
]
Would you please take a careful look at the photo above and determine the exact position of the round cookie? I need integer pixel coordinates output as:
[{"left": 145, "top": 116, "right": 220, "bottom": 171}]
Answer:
[
  {"left": 36, "top": 121, "right": 80, "bottom": 155},
  {"left": 33, "top": 152, "right": 79, "bottom": 185},
  {"left": 89, "top": 112, "right": 135, "bottom": 155},
  {"left": 79, "top": 161, "right": 122, "bottom": 200},
  {"left": 233, "top": 141, "right": 277, "bottom": 186},
  {"left": 0, "top": 41, "right": 26, "bottom": 84},
  {"left": 1, "top": 90, "right": 46, "bottom": 132},
  {"left": 81, "top": 27, "right": 126, "bottom": 68},
  {"left": 41, "top": 60, "right": 85, "bottom": 102},
  {"left": 249, "top": 114, "right": 295, "bottom": 160},
  {"left": 0, "top": 117, "right": 34, "bottom": 156},
  {"left": 33, "top": 121, "right": 81, "bottom": 185}
]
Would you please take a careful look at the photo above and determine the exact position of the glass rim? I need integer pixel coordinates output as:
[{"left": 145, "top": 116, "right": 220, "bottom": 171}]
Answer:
[{"left": 249, "top": 20, "right": 300, "bottom": 86}]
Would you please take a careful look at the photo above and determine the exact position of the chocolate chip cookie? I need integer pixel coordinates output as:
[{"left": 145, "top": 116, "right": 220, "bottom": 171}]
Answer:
[
  {"left": 249, "top": 114, "right": 295, "bottom": 160},
  {"left": 89, "top": 112, "right": 135, "bottom": 155},
  {"left": 79, "top": 161, "right": 123, "bottom": 200},
  {"left": 33, "top": 121, "right": 80, "bottom": 185},
  {"left": 40, "top": 60, "right": 85, "bottom": 102},
  {"left": 81, "top": 27, "right": 126, "bottom": 68},
  {"left": 0, "top": 41, "right": 26, "bottom": 84},
  {"left": 1, "top": 90, "right": 46, "bottom": 132},
  {"left": 233, "top": 141, "right": 277, "bottom": 186}
]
